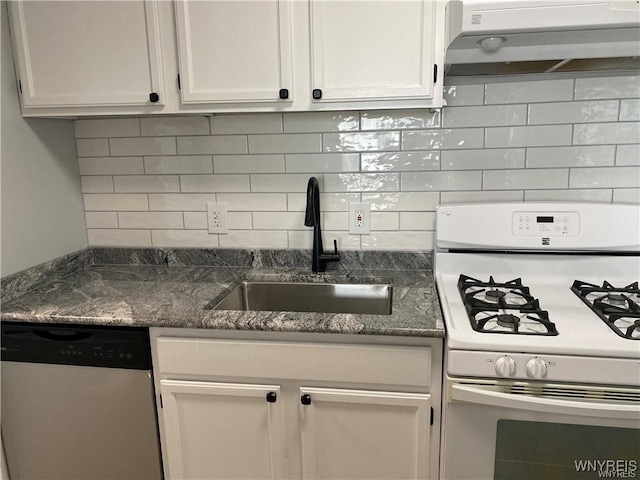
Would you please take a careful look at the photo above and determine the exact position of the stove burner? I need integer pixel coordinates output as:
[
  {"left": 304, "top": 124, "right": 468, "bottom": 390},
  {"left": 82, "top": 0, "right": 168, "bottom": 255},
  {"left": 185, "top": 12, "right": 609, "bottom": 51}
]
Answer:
[
  {"left": 572, "top": 280, "right": 640, "bottom": 340},
  {"left": 485, "top": 290, "right": 506, "bottom": 303},
  {"left": 458, "top": 275, "right": 558, "bottom": 336},
  {"left": 496, "top": 314, "right": 519, "bottom": 329}
]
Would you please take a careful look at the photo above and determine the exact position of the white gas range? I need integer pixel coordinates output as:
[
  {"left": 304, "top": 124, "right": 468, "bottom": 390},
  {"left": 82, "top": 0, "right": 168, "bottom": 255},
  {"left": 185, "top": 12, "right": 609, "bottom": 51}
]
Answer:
[{"left": 434, "top": 203, "right": 640, "bottom": 480}]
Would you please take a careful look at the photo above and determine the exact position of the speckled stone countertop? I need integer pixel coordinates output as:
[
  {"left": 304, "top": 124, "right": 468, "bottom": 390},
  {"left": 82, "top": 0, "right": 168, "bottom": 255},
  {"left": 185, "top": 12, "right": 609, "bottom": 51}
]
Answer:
[{"left": 1, "top": 249, "right": 444, "bottom": 338}]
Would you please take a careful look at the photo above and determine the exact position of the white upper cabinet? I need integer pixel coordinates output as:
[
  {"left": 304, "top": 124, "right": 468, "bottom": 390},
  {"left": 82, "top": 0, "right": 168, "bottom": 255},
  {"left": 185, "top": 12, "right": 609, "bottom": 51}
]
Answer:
[
  {"left": 309, "top": 0, "right": 439, "bottom": 103},
  {"left": 8, "top": 1, "right": 165, "bottom": 115},
  {"left": 174, "top": 0, "right": 293, "bottom": 105}
]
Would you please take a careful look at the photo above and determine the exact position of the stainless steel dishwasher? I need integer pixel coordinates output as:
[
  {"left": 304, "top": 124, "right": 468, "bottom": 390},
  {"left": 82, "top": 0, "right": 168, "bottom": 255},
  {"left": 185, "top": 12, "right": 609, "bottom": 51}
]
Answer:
[{"left": 1, "top": 322, "right": 163, "bottom": 480}]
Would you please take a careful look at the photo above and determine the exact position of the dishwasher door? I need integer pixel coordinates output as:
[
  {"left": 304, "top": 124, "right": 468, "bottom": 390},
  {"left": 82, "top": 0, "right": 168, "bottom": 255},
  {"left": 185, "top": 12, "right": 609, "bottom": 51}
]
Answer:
[{"left": 1, "top": 324, "right": 162, "bottom": 480}]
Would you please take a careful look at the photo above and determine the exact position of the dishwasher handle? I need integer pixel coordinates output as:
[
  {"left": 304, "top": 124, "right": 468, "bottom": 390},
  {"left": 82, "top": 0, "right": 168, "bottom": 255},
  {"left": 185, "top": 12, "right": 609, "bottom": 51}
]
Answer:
[{"left": 33, "top": 330, "right": 93, "bottom": 342}]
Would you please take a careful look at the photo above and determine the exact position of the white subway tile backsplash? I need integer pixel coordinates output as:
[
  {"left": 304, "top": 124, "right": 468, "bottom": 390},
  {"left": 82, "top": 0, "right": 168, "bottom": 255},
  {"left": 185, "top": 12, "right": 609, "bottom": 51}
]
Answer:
[
  {"left": 485, "top": 79, "right": 574, "bottom": 104},
  {"left": 440, "top": 190, "right": 524, "bottom": 204},
  {"left": 152, "top": 230, "right": 219, "bottom": 248},
  {"left": 219, "top": 231, "right": 288, "bottom": 249},
  {"left": 216, "top": 193, "right": 287, "bottom": 211},
  {"left": 287, "top": 193, "right": 360, "bottom": 212},
  {"left": 214, "top": 154, "right": 285, "bottom": 174},
  {"left": 324, "top": 173, "right": 399, "bottom": 192},
  {"left": 526, "top": 146, "right": 615, "bottom": 168},
  {"left": 250, "top": 174, "right": 312, "bottom": 192},
  {"left": 575, "top": 75, "right": 640, "bottom": 100},
  {"left": 525, "top": 189, "right": 612, "bottom": 202},
  {"left": 616, "top": 145, "right": 640, "bottom": 166},
  {"left": 180, "top": 174, "right": 250, "bottom": 193},
  {"left": 75, "top": 119, "right": 140, "bottom": 138},
  {"left": 114, "top": 175, "right": 180, "bottom": 193},
  {"left": 483, "top": 169, "right": 569, "bottom": 190},
  {"left": 110, "top": 137, "right": 176, "bottom": 156},
  {"left": 399, "top": 212, "right": 436, "bottom": 231},
  {"left": 402, "top": 171, "right": 482, "bottom": 191},
  {"left": 361, "top": 192, "right": 440, "bottom": 211},
  {"left": 402, "top": 128, "right": 484, "bottom": 150},
  {"left": 323, "top": 132, "right": 399, "bottom": 152},
  {"left": 85, "top": 212, "right": 118, "bottom": 229},
  {"left": 283, "top": 112, "right": 358, "bottom": 133},
  {"left": 486, "top": 125, "right": 572, "bottom": 148},
  {"left": 574, "top": 122, "right": 640, "bottom": 145},
  {"left": 77, "top": 139, "right": 110, "bottom": 157},
  {"left": 211, "top": 113, "right": 283, "bottom": 134},
  {"left": 285, "top": 153, "right": 360, "bottom": 173},
  {"left": 249, "top": 133, "right": 321, "bottom": 154},
  {"left": 81, "top": 176, "right": 114, "bottom": 193},
  {"left": 528, "top": 101, "right": 619, "bottom": 125},
  {"left": 178, "top": 135, "right": 248, "bottom": 155},
  {"left": 443, "top": 84, "right": 484, "bottom": 106},
  {"left": 88, "top": 229, "right": 151, "bottom": 247},
  {"left": 361, "top": 152, "right": 440, "bottom": 172},
  {"left": 620, "top": 99, "right": 640, "bottom": 122},
  {"left": 613, "top": 188, "right": 640, "bottom": 203},
  {"left": 118, "top": 212, "right": 184, "bottom": 229},
  {"left": 443, "top": 105, "right": 526, "bottom": 128},
  {"left": 361, "top": 109, "right": 440, "bottom": 130},
  {"left": 570, "top": 166, "right": 640, "bottom": 188},
  {"left": 74, "top": 74, "right": 637, "bottom": 250},
  {"left": 253, "top": 212, "right": 306, "bottom": 230},
  {"left": 140, "top": 116, "right": 209, "bottom": 136},
  {"left": 144, "top": 156, "right": 213, "bottom": 174},
  {"left": 441, "top": 149, "right": 525, "bottom": 170},
  {"left": 84, "top": 194, "right": 148, "bottom": 211},
  {"left": 148, "top": 194, "right": 217, "bottom": 211},
  {"left": 79, "top": 157, "right": 144, "bottom": 175}
]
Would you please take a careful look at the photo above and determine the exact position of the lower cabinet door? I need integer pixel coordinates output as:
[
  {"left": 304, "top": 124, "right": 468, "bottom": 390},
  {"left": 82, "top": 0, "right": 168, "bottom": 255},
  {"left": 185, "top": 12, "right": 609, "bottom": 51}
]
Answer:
[
  {"left": 160, "top": 380, "right": 286, "bottom": 480},
  {"left": 299, "top": 387, "right": 431, "bottom": 480}
]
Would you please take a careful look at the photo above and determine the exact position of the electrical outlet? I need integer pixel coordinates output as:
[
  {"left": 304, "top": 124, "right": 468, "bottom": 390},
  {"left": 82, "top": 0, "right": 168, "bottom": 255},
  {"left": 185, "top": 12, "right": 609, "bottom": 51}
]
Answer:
[
  {"left": 349, "top": 203, "right": 370, "bottom": 234},
  {"left": 206, "top": 203, "right": 228, "bottom": 234}
]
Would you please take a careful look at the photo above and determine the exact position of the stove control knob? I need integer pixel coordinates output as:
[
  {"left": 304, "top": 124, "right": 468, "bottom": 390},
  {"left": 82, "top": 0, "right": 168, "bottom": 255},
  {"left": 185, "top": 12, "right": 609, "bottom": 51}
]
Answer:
[
  {"left": 526, "top": 357, "right": 547, "bottom": 379},
  {"left": 495, "top": 356, "right": 516, "bottom": 377}
]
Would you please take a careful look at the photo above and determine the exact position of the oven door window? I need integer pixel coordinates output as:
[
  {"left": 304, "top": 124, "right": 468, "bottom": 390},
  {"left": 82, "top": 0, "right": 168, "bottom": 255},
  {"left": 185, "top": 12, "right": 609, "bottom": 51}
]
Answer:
[{"left": 494, "top": 420, "right": 639, "bottom": 480}]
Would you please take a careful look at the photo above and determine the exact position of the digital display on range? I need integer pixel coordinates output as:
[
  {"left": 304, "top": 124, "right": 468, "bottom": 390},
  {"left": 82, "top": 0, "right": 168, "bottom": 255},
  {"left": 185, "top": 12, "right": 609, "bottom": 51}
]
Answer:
[{"left": 537, "top": 216, "right": 554, "bottom": 223}]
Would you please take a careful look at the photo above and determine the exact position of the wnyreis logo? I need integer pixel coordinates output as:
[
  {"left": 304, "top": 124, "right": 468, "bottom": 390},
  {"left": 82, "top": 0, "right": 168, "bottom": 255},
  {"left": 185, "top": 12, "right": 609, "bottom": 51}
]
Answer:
[{"left": 575, "top": 459, "right": 637, "bottom": 478}]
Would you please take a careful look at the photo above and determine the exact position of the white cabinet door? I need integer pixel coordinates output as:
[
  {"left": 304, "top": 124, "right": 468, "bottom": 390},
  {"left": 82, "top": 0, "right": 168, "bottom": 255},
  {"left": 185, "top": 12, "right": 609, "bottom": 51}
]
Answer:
[
  {"left": 160, "top": 380, "right": 286, "bottom": 480},
  {"left": 8, "top": 0, "right": 164, "bottom": 109},
  {"left": 175, "top": 0, "right": 293, "bottom": 104},
  {"left": 299, "top": 387, "right": 432, "bottom": 480},
  {"left": 309, "top": 0, "right": 438, "bottom": 102}
]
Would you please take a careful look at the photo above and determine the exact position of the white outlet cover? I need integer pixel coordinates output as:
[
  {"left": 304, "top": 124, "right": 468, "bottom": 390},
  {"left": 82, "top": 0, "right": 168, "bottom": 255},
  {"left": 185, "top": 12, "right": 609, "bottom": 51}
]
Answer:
[
  {"left": 206, "top": 203, "right": 228, "bottom": 234},
  {"left": 349, "top": 202, "right": 370, "bottom": 234}
]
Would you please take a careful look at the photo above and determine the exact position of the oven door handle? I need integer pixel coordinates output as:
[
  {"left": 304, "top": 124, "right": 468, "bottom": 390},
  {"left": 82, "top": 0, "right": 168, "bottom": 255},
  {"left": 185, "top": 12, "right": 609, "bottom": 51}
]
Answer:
[{"left": 451, "top": 384, "right": 640, "bottom": 420}]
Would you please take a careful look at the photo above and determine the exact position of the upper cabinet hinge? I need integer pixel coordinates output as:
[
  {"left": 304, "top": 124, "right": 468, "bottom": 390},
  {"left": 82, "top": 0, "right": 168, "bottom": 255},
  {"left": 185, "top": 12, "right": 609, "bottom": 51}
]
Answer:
[
  {"left": 433, "top": 65, "right": 438, "bottom": 84},
  {"left": 430, "top": 407, "right": 434, "bottom": 425},
  {"left": 177, "top": 74, "right": 181, "bottom": 90},
  {"left": 18, "top": 79, "right": 22, "bottom": 94},
  {"left": 159, "top": 394, "right": 163, "bottom": 409}
]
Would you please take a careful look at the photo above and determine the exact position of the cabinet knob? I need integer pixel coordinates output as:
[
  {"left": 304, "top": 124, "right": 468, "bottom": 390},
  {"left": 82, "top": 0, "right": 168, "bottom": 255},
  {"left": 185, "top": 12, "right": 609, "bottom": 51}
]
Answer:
[
  {"left": 149, "top": 92, "right": 160, "bottom": 103},
  {"left": 312, "top": 89, "right": 322, "bottom": 100},
  {"left": 266, "top": 391, "right": 277, "bottom": 403},
  {"left": 279, "top": 88, "right": 289, "bottom": 100},
  {"left": 300, "top": 394, "right": 311, "bottom": 405}
]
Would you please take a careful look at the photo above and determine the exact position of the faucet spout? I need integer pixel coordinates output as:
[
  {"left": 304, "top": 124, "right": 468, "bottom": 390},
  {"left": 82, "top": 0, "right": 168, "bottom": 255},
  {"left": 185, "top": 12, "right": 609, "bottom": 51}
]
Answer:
[{"left": 304, "top": 176, "right": 340, "bottom": 273}]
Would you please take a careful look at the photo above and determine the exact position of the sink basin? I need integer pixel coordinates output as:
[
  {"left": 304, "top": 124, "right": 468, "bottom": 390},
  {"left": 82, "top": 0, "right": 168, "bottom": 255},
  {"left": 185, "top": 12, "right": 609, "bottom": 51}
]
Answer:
[{"left": 210, "top": 281, "right": 392, "bottom": 315}]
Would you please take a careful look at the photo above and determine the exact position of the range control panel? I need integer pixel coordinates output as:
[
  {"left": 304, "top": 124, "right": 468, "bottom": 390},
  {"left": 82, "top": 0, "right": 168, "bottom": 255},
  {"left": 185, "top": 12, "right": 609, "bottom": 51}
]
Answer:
[{"left": 512, "top": 211, "right": 580, "bottom": 237}]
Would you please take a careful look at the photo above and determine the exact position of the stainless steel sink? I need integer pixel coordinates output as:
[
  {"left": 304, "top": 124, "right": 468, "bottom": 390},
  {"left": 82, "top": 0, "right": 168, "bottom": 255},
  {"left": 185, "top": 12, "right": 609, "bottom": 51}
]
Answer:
[{"left": 210, "top": 281, "right": 393, "bottom": 315}]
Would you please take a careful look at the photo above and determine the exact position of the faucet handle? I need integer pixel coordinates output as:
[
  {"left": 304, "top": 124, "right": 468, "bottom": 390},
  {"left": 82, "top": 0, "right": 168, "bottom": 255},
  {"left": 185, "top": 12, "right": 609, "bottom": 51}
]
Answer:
[{"left": 333, "top": 239, "right": 338, "bottom": 255}]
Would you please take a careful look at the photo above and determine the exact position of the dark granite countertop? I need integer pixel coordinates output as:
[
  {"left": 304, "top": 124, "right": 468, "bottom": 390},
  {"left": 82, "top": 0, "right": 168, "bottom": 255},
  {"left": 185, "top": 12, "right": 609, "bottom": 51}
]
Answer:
[{"left": 1, "top": 262, "right": 444, "bottom": 338}]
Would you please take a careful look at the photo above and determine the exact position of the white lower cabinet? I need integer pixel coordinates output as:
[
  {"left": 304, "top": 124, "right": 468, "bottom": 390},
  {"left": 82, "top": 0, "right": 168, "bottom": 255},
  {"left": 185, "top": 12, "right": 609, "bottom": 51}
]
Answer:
[{"left": 151, "top": 330, "right": 442, "bottom": 479}]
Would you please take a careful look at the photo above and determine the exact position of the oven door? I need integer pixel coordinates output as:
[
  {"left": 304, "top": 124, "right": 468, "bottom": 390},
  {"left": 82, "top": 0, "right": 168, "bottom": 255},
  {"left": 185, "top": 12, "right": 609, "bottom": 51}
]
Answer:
[{"left": 442, "top": 377, "right": 640, "bottom": 480}]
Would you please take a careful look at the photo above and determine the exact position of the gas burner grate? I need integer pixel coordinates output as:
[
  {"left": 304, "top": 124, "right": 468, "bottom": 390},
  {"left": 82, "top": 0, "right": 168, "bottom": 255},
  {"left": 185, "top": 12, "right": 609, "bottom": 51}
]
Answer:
[
  {"left": 571, "top": 280, "right": 640, "bottom": 340},
  {"left": 458, "top": 275, "right": 558, "bottom": 335}
]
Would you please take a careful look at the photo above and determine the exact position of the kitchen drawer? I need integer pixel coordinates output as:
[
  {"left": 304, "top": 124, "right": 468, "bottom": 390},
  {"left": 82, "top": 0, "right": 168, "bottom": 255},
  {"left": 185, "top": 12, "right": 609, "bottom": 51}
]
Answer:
[{"left": 156, "top": 337, "right": 431, "bottom": 388}]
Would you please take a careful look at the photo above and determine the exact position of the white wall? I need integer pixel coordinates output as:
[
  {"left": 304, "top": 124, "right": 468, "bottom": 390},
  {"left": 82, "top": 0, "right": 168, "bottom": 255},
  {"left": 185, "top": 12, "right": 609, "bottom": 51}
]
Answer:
[
  {"left": 1, "top": 2, "right": 87, "bottom": 277},
  {"left": 74, "top": 73, "right": 639, "bottom": 251}
]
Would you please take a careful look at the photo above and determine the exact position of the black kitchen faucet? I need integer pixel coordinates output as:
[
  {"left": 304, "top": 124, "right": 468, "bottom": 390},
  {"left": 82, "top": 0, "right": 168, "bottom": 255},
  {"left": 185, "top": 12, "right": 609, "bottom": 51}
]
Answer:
[{"left": 304, "top": 176, "right": 340, "bottom": 272}]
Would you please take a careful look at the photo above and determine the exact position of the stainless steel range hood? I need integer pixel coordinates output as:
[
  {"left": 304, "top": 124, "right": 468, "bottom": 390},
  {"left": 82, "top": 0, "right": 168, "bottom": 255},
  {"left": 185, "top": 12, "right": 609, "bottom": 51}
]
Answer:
[{"left": 445, "top": 0, "right": 640, "bottom": 74}]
